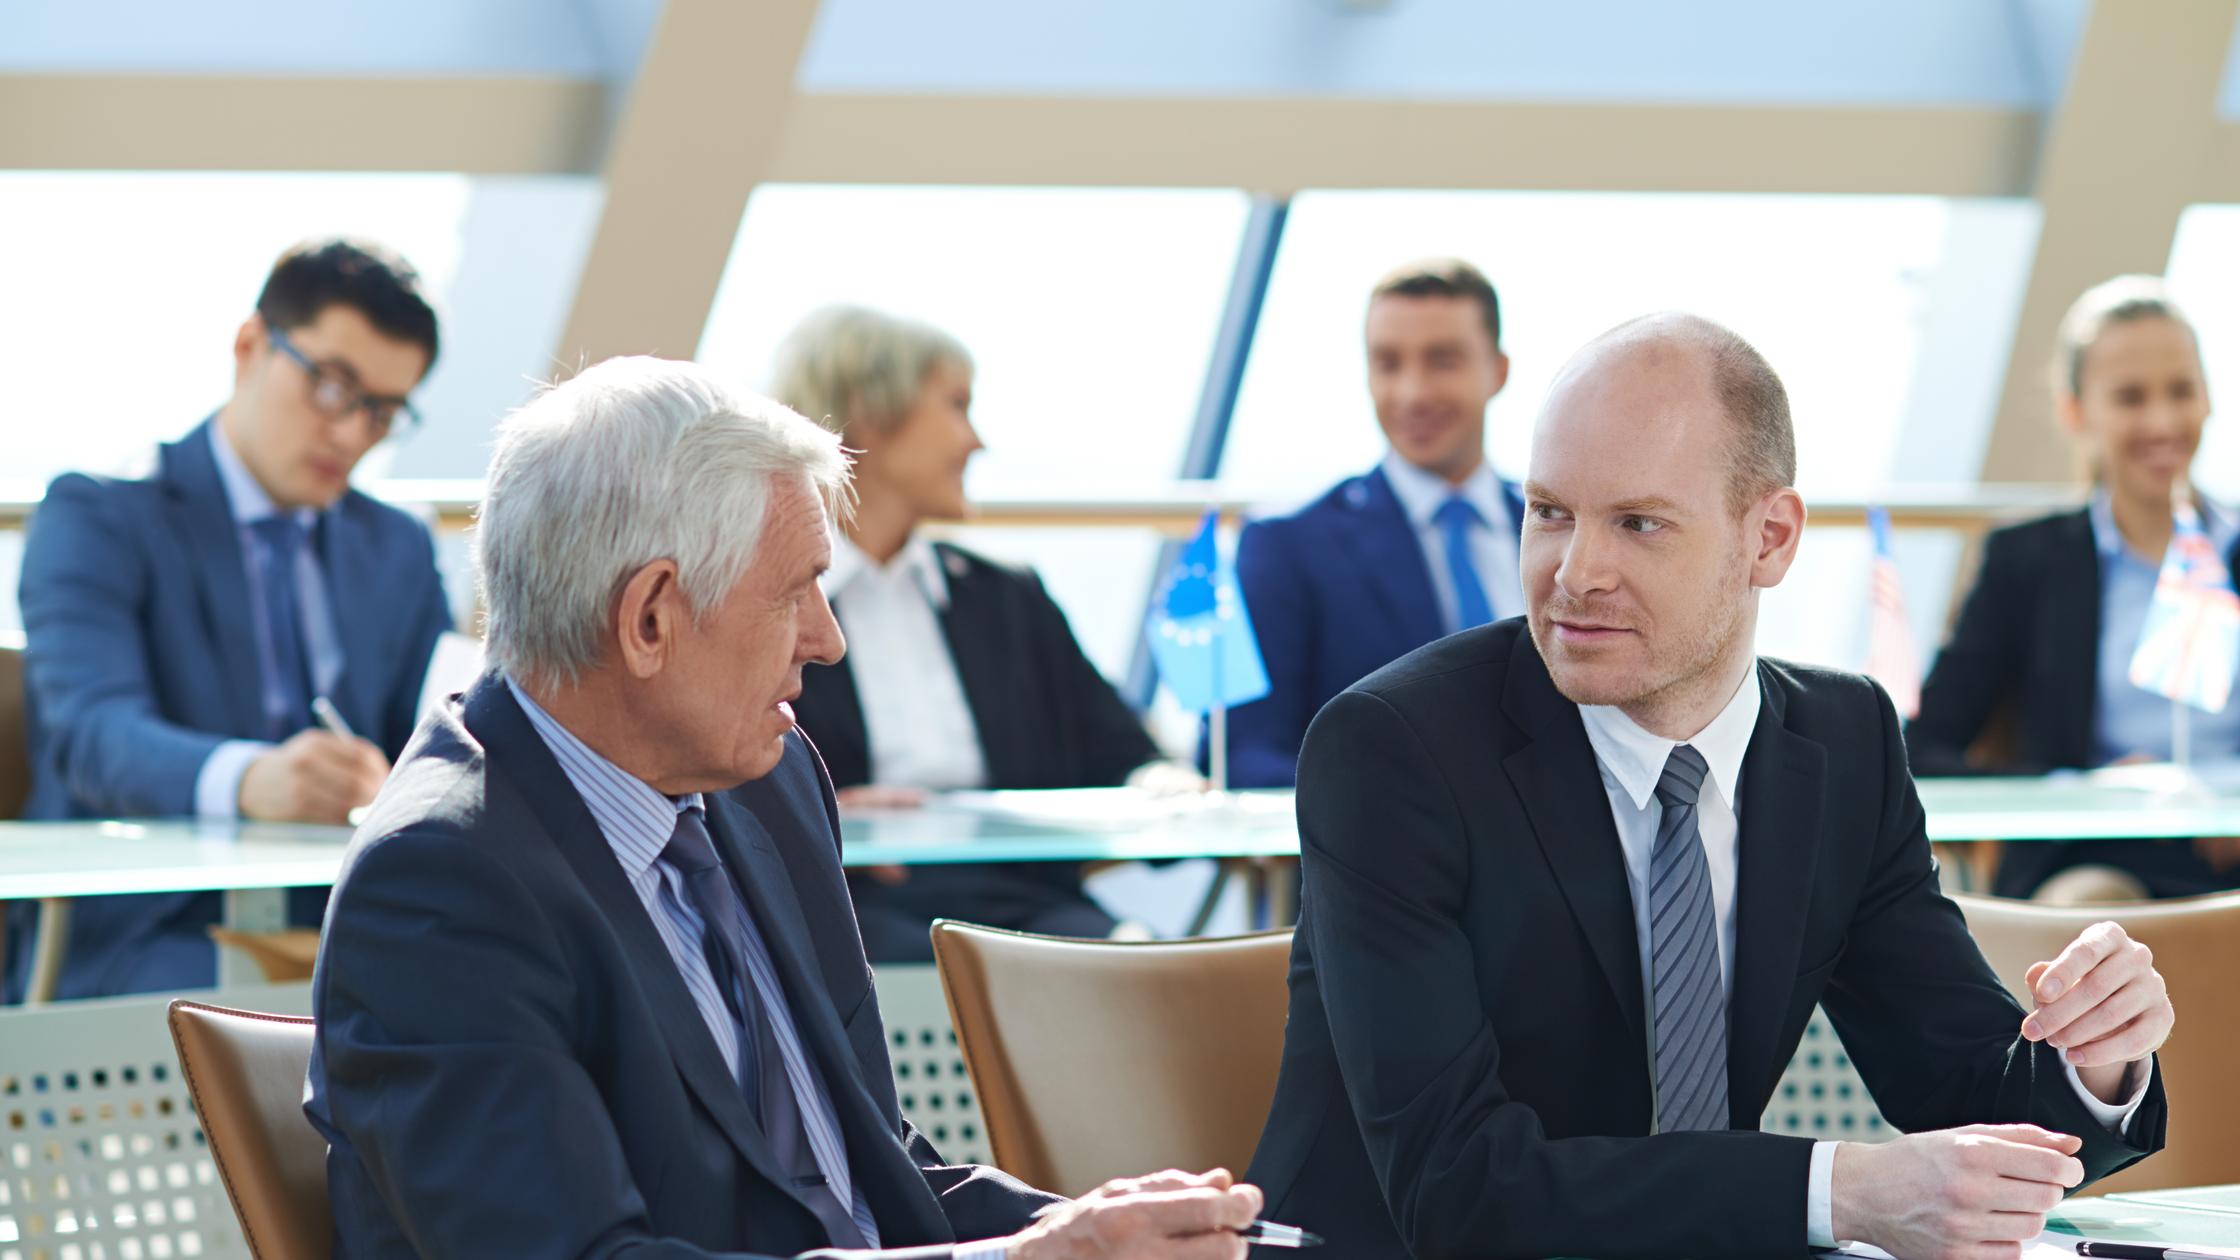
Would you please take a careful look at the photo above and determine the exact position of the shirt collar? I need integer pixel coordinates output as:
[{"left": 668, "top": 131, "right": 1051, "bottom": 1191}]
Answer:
[
  {"left": 1576, "top": 662, "right": 1761, "bottom": 813},
  {"left": 823, "top": 530, "right": 952, "bottom": 610},
  {"left": 2088, "top": 487, "right": 2238, "bottom": 565},
  {"left": 504, "top": 675, "right": 704, "bottom": 881},
  {"left": 1381, "top": 449, "right": 1506, "bottom": 532},
  {"left": 207, "top": 417, "right": 318, "bottom": 531}
]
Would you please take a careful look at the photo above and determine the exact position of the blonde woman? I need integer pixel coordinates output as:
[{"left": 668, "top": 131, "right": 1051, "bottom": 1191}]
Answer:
[
  {"left": 771, "top": 305, "right": 1168, "bottom": 960},
  {"left": 1910, "top": 276, "right": 2240, "bottom": 900}
]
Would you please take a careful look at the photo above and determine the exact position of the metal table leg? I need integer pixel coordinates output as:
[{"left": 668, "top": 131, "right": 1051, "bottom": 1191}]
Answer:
[{"left": 219, "top": 886, "right": 289, "bottom": 988}]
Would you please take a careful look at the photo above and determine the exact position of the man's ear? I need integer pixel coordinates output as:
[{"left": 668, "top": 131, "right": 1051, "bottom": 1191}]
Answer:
[
  {"left": 1749, "top": 488, "right": 1807, "bottom": 590},
  {"left": 614, "top": 560, "right": 684, "bottom": 680},
  {"left": 232, "top": 314, "right": 265, "bottom": 388}
]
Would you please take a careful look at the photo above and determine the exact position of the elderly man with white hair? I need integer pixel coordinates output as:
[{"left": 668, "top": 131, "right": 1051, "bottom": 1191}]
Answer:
[{"left": 305, "top": 357, "right": 1262, "bottom": 1259}]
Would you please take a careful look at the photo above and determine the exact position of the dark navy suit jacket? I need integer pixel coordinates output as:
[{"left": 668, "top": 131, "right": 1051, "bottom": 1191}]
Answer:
[
  {"left": 1221, "top": 465, "right": 1524, "bottom": 787},
  {"left": 307, "top": 676, "right": 1058, "bottom": 1258},
  {"left": 12, "top": 420, "right": 449, "bottom": 997}
]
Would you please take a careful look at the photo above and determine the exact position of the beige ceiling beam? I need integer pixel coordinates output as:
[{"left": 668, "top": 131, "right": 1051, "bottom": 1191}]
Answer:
[
  {"left": 551, "top": 0, "right": 823, "bottom": 368},
  {"left": 0, "top": 74, "right": 605, "bottom": 173},
  {"left": 769, "top": 95, "right": 2043, "bottom": 196},
  {"left": 1979, "top": 0, "right": 2239, "bottom": 484}
]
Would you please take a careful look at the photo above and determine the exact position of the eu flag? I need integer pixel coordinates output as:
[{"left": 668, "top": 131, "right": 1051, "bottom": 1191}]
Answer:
[{"left": 1147, "top": 510, "right": 1270, "bottom": 714}]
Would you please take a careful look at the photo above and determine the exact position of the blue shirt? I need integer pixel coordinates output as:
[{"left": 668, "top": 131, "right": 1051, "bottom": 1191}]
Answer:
[
  {"left": 192, "top": 420, "right": 346, "bottom": 817},
  {"left": 506, "top": 679, "right": 884, "bottom": 1250},
  {"left": 2089, "top": 491, "right": 2240, "bottom": 764}
]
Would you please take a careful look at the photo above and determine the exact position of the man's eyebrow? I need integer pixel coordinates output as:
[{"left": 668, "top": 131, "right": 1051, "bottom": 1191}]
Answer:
[
  {"left": 1521, "top": 481, "right": 1561, "bottom": 503},
  {"left": 1609, "top": 496, "right": 1683, "bottom": 515}
]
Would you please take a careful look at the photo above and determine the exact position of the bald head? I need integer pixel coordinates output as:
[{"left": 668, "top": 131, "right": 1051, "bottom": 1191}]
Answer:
[{"left": 1550, "top": 313, "right": 1795, "bottom": 513}]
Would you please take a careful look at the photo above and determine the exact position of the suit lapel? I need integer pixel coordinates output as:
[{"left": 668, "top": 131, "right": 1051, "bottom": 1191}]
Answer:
[
  {"left": 1498, "top": 644, "right": 1645, "bottom": 1049},
  {"left": 314, "top": 502, "right": 383, "bottom": 734},
  {"left": 162, "top": 424, "right": 267, "bottom": 737},
  {"left": 461, "top": 679, "right": 799, "bottom": 1196},
  {"left": 2048, "top": 511, "right": 2102, "bottom": 767},
  {"left": 1346, "top": 470, "right": 1447, "bottom": 646},
  {"left": 1725, "top": 664, "right": 1827, "bottom": 1118},
  {"left": 706, "top": 788, "right": 951, "bottom": 1241},
  {"left": 931, "top": 548, "right": 1019, "bottom": 784}
]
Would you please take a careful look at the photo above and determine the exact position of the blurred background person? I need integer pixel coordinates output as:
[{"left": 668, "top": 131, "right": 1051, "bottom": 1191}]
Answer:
[
  {"left": 10, "top": 238, "right": 451, "bottom": 998},
  {"left": 1219, "top": 258, "right": 1524, "bottom": 787},
  {"left": 771, "top": 305, "right": 1182, "bottom": 962},
  {"left": 1909, "top": 275, "right": 2240, "bottom": 903}
]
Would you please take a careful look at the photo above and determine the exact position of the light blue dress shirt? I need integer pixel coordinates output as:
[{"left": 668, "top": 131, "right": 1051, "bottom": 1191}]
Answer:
[
  {"left": 505, "top": 679, "right": 890, "bottom": 1250},
  {"left": 193, "top": 421, "right": 346, "bottom": 818},
  {"left": 1380, "top": 451, "right": 1525, "bottom": 632},
  {"left": 2088, "top": 492, "right": 2240, "bottom": 765}
]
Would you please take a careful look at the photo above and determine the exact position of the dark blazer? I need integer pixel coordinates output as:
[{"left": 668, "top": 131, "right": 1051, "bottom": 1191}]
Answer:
[
  {"left": 1223, "top": 465, "right": 1525, "bottom": 788},
  {"left": 1907, "top": 507, "right": 2240, "bottom": 896},
  {"left": 307, "top": 675, "right": 1059, "bottom": 1259},
  {"left": 11, "top": 420, "right": 450, "bottom": 997},
  {"left": 1246, "top": 619, "right": 2165, "bottom": 1260},
  {"left": 795, "top": 541, "right": 1156, "bottom": 792}
]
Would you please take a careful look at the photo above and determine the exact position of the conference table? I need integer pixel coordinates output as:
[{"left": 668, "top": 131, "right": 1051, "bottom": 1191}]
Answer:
[{"left": 2, "top": 780, "right": 2236, "bottom": 1260}]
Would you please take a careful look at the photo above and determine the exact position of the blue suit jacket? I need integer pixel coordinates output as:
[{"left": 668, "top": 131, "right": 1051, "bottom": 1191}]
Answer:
[
  {"left": 12, "top": 420, "right": 450, "bottom": 997},
  {"left": 308, "top": 676, "right": 1059, "bottom": 1258},
  {"left": 1222, "top": 465, "right": 1524, "bottom": 787}
]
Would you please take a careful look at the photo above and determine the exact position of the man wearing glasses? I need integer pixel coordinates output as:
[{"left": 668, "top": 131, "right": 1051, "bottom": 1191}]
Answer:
[{"left": 13, "top": 238, "right": 452, "bottom": 998}]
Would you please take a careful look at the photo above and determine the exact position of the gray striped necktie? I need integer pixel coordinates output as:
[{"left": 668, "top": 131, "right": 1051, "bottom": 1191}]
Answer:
[{"left": 1649, "top": 744, "right": 1730, "bottom": 1133}]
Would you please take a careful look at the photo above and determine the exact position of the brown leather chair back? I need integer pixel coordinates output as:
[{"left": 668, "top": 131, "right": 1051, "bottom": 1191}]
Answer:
[
  {"left": 166, "top": 1000, "right": 331, "bottom": 1259},
  {"left": 0, "top": 641, "right": 29, "bottom": 819},
  {"left": 1954, "top": 890, "right": 2240, "bottom": 1193},
  {"left": 930, "top": 922, "right": 1293, "bottom": 1198}
]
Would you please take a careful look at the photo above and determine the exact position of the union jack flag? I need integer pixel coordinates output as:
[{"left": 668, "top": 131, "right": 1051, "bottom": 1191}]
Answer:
[
  {"left": 2128, "top": 499, "right": 2240, "bottom": 714},
  {"left": 1864, "top": 507, "right": 1921, "bottom": 718}
]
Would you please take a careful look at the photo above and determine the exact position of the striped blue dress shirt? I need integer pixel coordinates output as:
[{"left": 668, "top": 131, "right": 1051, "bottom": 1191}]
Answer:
[{"left": 506, "top": 679, "right": 894, "bottom": 1251}]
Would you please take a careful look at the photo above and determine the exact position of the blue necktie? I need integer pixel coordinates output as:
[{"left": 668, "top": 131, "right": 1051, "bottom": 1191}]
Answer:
[
  {"left": 662, "top": 806, "right": 870, "bottom": 1250},
  {"left": 1648, "top": 745, "right": 1730, "bottom": 1133},
  {"left": 1432, "top": 496, "right": 1496, "bottom": 631},
  {"left": 248, "top": 516, "right": 314, "bottom": 740}
]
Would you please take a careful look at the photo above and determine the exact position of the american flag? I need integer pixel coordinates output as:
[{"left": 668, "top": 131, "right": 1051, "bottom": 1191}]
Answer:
[
  {"left": 2127, "top": 498, "right": 2240, "bottom": 714},
  {"left": 1864, "top": 507, "right": 1921, "bottom": 718}
]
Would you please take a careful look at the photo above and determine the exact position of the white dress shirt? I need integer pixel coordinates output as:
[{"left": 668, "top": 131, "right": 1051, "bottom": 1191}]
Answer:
[
  {"left": 194, "top": 421, "right": 346, "bottom": 819},
  {"left": 1379, "top": 450, "right": 1525, "bottom": 631},
  {"left": 823, "top": 533, "right": 990, "bottom": 791},
  {"left": 1576, "top": 664, "right": 2149, "bottom": 1248}
]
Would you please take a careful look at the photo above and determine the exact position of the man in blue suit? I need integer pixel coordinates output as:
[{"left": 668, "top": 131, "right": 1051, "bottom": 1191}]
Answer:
[
  {"left": 309, "top": 357, "right": 1262, "bottom": 1258},
  {"left": 13, "top": 238, "right": 451, "bottom": 998},
  {"left": 1223, "top": 259, "right": 1525, "bottom": 786}
]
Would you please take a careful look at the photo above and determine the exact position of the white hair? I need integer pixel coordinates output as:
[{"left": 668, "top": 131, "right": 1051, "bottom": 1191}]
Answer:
[{"left": 476, "top": 355, "right": 851, "bottom": 689}]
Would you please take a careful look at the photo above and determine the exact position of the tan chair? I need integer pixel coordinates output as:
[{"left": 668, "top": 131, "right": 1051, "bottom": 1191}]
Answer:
[
  {"left": 930, "top": 922, "right": 1292, "bottom": 1198},
  {"left": 1954, "top": 890, "right": 2240, "bottom": 1193},
  {"left": 167, "top": 1000, "right": 331, "bottom": 1259},
  {"left": 211, "top": 926, "right": 324, "bottom": 982},
  {"left": 0, "top": 641, "right": 29, "bottom": 820}
]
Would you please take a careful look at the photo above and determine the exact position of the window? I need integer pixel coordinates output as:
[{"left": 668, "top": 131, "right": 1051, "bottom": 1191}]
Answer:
[{"left": 2164, "top": 204, "right": 2240, "bottom": 506}]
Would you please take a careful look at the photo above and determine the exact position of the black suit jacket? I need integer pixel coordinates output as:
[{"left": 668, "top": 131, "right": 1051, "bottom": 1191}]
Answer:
[
  {"left": 1246, "top": 619, "right": 2164, "bottom": 1260},
  {"left": 795, "top": 542, "right": 1156, "bottom": 791},
  {"left": 306, "top": 675, "right": 1059, "bottom": 1258}
]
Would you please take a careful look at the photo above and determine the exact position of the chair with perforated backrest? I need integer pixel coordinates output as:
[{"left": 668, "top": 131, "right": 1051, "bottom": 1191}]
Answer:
[
  {"left": 166, "top": 1000, "right": 332, "bottom": 1259},
  {"left": 1953, "top": 889, "right": 2240, "bottom": 1194},
  {"left": 930, "top": 922, "right": 1293, "bottom": 1198}
]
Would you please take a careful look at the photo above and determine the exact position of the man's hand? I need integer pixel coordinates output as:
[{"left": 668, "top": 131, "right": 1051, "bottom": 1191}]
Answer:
[
  {"left": 238, "top": 729, "right": 388, "bottom": 824},
  {"left": 2021, "top": 920, "right": 2172, "bottom": 1101},
  {"left": 834, "top": 785, "right": 927, "bottom": 885},
  {"left": 1831, "top": 1125, "right": 2084, "bottom": 1259},
  {"left": 1006, "top": 1168, "right": 1262, "bottom": 1260}
]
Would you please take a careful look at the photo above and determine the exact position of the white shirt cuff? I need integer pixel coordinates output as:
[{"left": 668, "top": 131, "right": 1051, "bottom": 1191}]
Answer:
[
  {"left": 1807, "top": 1139, "right": 1839, "bottom": 1248},
  {"left": 954, "top": 1241, "right": 1012, "bottom": 1260},
  {"left": 195, "top": 740, "right": 271, "bottom": 820},
  {"left": 2065, "top": 1055, "right": 2153, "bottom": 1134}
]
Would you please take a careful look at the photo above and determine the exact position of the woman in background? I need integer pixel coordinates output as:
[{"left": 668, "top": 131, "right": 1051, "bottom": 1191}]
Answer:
[
  {"left": 1909, "top": 275, "right": 2240, "bottom": 901},
  {"left": 771, "top": 305, "right": 1174, "bottom": 960}
]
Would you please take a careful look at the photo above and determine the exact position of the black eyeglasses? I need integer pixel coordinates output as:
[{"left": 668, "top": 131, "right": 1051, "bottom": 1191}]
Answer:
[{"left": 267, "top": 327, "right": 423, "bottom": 441}]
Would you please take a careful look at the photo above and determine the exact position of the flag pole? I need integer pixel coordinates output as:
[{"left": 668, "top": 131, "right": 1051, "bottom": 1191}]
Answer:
[
  {"left": 2172, "top": 696, "right": 2192, "bottom": 771},
  {"left": 1210, "top": 615, "right": 1229, "bottom": 795}
]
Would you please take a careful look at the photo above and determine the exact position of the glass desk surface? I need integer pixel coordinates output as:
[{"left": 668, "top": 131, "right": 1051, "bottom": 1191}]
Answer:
[{"left": 8, "top": 777, "right": 2240, "bottom": 900}]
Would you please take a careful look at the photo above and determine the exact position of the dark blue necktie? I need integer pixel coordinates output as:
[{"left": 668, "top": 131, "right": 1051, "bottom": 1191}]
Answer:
[
  {"left": 662, "top": 806, "right": 868, "bottom": 1249},
  {"left": 248, "top": 515, "right": 314, "bottom": 739},
  {"left": 1432, "top": 495, "right": 1496, "bottom": 631},
  {"left": 1649, "top": 745, "right": 1730, "bottom": 1133}
]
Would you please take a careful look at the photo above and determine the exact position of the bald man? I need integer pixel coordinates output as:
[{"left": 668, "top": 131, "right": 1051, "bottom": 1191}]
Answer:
[{"left": 1245, "top": 315, "right": 2171, "bottom": 1260}]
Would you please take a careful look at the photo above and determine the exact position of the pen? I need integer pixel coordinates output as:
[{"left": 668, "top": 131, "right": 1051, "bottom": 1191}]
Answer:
[
  {"left": 311, "top": 696, "right": 356, "bottom": 740},
  {"left": 2075, "top": 1242, "right": 2240, "bottom": 1259},
  {"left": 1232, "top": 1219, "right": 1321, "bottom": 1248}
]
